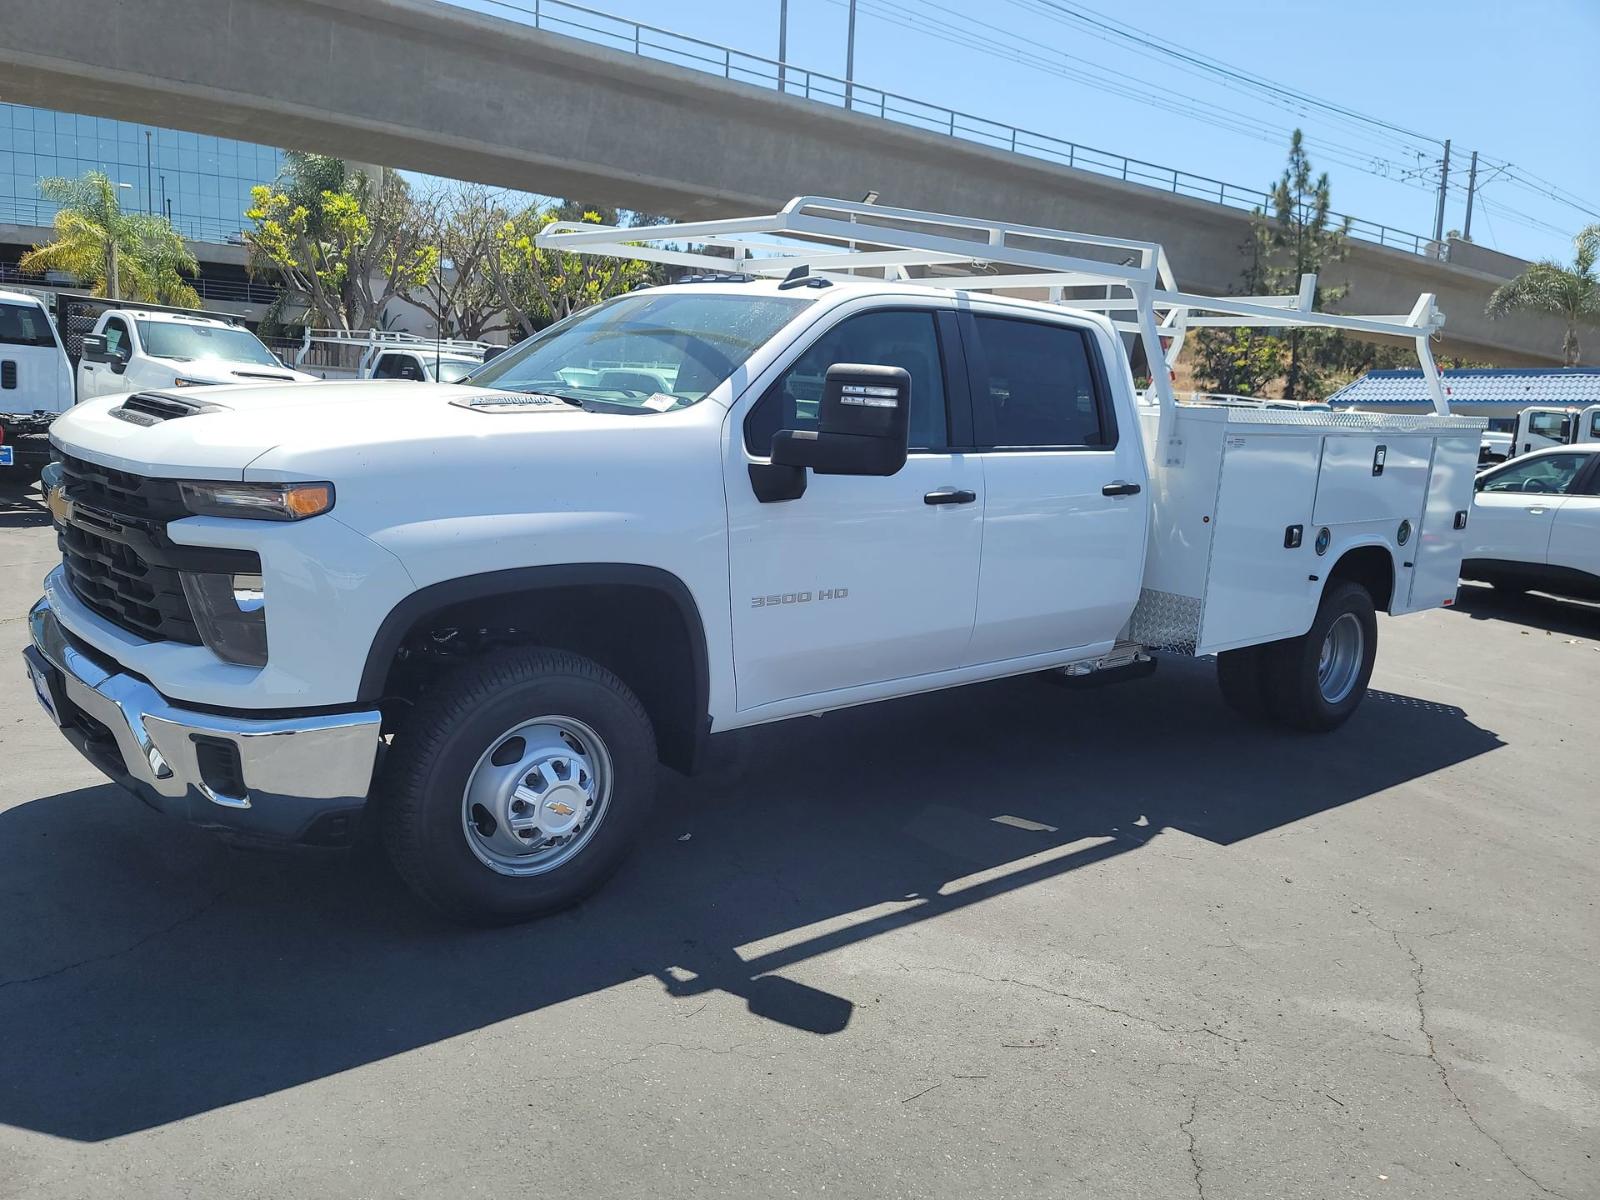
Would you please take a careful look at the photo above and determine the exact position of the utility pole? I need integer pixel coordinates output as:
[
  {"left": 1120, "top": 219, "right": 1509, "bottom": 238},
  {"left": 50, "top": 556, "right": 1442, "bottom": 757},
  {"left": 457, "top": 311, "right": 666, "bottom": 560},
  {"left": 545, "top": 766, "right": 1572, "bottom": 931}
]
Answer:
[
  {"left": 845, "top": 0, "right": 857, "bottom": 109},
  {"left": 1432, "top": 138, "right": 1451, "bottom": 244},
  {"left": 1462, "top": 150, "right": 1479, "bottom": 243},
  {"left": 778, "top": 0, "right": 788, "bottom": 93}
]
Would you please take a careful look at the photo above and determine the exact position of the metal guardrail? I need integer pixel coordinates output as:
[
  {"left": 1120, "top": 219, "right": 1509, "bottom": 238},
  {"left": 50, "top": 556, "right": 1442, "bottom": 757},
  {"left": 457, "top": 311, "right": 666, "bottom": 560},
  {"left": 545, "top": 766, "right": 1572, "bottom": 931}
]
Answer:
[
  {"left": 0, "top": 261, "right": 281, "bottom": 306},
  {"left": 455, "top": 0, "right": 1436, "bottom": 259},
  {"left": 0, "top": 196, "right": 252, "bottom": 249}
]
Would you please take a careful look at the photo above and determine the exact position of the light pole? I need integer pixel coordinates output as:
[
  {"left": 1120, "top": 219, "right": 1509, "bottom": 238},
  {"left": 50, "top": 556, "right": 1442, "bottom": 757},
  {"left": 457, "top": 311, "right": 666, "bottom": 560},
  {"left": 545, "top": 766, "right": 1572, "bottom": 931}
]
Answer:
[
  {"left": 844, "top": 0, "right": 857, "bottom": 109},
  {"left": 436, "top": 256, "right": 453, "bottom": 378},
  {"left": 778, "top": 0, "right": 788, "bottom": 93},
  {"left": 145, "top": 129, "right": 154, "bottom": 214}
]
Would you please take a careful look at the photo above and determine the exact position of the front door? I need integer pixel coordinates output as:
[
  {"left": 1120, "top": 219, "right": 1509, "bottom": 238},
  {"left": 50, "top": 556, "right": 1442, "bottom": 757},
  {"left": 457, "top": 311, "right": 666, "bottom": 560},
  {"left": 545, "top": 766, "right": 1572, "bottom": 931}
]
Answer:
[
  {"left": 726, "top": 304, "right": 983, "bottom": 712},
  {"left": 1469, "top": 452, "right": 1592, "bottom": 565},
  {"left": 958, "top": 310, "right": 1149, "bottom": 665}
]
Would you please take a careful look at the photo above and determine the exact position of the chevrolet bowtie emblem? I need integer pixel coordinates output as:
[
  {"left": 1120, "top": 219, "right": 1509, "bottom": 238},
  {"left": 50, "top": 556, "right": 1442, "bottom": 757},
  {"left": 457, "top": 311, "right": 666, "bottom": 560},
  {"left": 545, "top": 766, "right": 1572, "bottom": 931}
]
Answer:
[
  {"left": 47, "top": 487, "right": 73, "bottom": 526},
  {"left": 545, "top": 801, "right": 576, "bottom": 817}
]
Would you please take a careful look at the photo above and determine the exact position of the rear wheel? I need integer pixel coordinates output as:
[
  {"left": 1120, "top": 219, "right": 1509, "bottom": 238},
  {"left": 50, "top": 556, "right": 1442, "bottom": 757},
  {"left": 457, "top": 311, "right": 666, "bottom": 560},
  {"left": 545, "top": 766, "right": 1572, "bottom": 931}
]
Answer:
[
  {"left": 380, "top": 647, "right": 657, "bottom": 925},
  {"left": 1257, "top": 582, "right": 1378, "bottom": 732}
]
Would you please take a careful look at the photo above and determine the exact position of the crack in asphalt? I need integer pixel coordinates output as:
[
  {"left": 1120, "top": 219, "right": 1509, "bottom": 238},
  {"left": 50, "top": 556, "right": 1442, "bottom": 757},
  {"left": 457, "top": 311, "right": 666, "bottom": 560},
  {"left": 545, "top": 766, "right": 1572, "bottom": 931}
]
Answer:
[
  {"left": 0, "top": 884, "right": 234, "bottom": 994},
  {"left": 1179, "top": 1093, "right": 1206, "bottom": 1199},
  {"left": 1386, "top": 925, "right": 1571, "bottom": 1200},
  {"left": 897, "top": 962, "right": 1244, "bottom": 1049}
]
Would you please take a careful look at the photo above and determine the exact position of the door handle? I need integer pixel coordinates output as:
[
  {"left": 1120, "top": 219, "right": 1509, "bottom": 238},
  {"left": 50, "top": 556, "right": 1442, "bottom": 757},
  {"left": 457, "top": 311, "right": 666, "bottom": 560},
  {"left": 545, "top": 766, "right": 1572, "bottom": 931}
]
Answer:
[
  {"left": 1526, "top": 506, "right": 1547, "bottom": 515},
  {"left": 924, "top": 488, "right": 976, "bottom": 506},
  {"left": 1102, "top": 481, "right": 1142, "bottom": 497}
]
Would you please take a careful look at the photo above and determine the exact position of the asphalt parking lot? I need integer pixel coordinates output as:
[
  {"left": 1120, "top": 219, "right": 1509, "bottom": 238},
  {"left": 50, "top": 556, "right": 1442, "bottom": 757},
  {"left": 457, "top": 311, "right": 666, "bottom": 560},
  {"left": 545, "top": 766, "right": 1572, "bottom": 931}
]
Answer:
[{"left": 0, "top": 475, "right": 1595, "bottom": 1200}]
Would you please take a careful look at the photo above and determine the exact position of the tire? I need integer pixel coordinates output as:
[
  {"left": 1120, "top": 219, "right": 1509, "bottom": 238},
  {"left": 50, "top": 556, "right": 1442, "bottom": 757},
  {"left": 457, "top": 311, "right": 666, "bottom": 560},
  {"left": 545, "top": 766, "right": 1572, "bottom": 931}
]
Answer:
[
  {"left": 1215, "top": 645, "right": 1271, "bottom": 722},
  {"left": 380, "top": 646, "right": 657, "bottom": 925},
  {"left": 1257, "top": 582, "right": 1378, "bottom": 733}
]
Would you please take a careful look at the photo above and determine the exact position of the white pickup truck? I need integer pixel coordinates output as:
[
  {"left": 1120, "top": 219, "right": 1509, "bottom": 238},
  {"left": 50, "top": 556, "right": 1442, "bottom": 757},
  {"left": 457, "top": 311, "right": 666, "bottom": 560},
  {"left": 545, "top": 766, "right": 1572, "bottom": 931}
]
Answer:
[
  {"left": 0, "top": 288, "right": 74, "bottom": 475},
  {"left": 77, "top": 307, "right": 314, "bottom": 398},
  {"left": 23, "top": 199, "right": 1485, "bottom": 924}
]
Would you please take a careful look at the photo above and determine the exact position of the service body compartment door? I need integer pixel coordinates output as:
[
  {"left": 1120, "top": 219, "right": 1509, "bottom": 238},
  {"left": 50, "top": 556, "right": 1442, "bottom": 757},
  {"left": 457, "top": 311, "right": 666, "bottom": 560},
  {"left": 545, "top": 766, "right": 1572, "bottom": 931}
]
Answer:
[
  {"left": 1405, "top": 435, "right": 1478, "bottom": 612},
  {"left": 1313, "top": 436, "right": 1432, "bottom": 526},
  {"left": 1198, "top": 433, "right": 1321, "bottom": 650}
]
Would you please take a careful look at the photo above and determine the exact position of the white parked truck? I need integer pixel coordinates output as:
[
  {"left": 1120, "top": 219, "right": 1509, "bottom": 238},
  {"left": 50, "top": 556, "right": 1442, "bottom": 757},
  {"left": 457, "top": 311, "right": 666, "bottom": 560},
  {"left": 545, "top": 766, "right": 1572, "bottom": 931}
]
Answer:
[
  {"left": 0, "top": 288, "right": 74, "bottom": 476},
  {"left": 1509, "top": 404, "right": 1600, "bottom": 458},
  {"left": 76, "top": 307, "right": 314, "bottom": 398},
  {"left": 23, "top": 198, "right": 1484, "bottom": 924}
]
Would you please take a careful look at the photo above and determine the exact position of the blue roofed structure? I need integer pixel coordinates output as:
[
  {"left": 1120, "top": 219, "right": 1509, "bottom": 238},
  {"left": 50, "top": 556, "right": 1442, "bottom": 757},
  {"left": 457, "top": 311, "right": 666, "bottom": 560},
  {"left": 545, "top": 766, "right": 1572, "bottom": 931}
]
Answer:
[{"left": 1328, "top": 367, "right": 1600, "bottom": 414}]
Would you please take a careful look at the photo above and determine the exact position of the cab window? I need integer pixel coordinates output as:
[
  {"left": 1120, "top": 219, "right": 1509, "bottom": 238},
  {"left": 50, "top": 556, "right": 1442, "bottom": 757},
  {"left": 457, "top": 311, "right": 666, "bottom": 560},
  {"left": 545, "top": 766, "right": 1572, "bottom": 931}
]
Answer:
[
  {"left": 743, "top": 309, "right": 949, "bottom": 454},
  {"left": 102, "top": 317, "right": 132, "bottom": 359},
  {"left": 0, "top": 302, "right": 57, "bottom": 348},
  {"left": 374, "top": 353, "right": 424, "bottom": 381},
  {"left": 964, "top": 315, "right": 1110, "bottom": 449},
  {"left": 1480, "top": 453, "right": 1586, "bottom": 494},
  {"left": 1527, "top": 412, "right": 1572, "bottom": 441}
]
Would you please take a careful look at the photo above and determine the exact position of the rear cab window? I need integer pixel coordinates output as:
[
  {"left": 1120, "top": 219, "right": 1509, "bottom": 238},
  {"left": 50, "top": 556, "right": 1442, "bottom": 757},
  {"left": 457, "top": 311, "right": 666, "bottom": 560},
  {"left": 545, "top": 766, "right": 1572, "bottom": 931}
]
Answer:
[
  {"left": 962, "top": 313, "right": 1114, "bottom": 449},
  {"left": 0, "top": 301, "right": 58, "bottom": 348}
]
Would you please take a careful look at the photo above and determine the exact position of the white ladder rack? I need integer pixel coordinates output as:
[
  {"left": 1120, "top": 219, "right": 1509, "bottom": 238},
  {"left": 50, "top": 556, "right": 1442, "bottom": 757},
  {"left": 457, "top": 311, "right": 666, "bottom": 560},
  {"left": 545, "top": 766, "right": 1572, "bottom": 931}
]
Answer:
[{"left": 537, "top": 196, "right": 1453, "bottom": 457}]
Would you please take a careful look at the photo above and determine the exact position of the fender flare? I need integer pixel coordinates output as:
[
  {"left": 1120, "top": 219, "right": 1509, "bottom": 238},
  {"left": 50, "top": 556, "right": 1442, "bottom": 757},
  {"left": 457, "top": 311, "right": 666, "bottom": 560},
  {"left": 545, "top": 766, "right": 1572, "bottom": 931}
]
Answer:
[{"left": 358, "top": 564, "right": 711, "bottom": 755}]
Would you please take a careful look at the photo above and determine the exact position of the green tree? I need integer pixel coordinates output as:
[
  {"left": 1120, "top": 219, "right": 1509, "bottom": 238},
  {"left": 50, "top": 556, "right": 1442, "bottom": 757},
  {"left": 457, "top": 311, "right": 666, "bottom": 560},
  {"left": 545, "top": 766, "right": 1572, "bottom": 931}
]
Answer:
[
  {"left": 1259, "top": 131, "right": 1351, "bottom": 401},
  {"left": 1191, "top": 228, "right": 1285, "bottom": 396},
  {"left": 244, "top": 153, "right": 436, "bottom": 332},
  {"left": 1485, "top": 224, "right": 1600, "bottom": 366},
  {"left": 21, "top": 171, "right": 199, "bottom": 305},
  {"left": 486, "top": 205, "right": 659, "bottom": 337},
  {"left": 413, "top": 184, "right": 515, "bottom": 342}
]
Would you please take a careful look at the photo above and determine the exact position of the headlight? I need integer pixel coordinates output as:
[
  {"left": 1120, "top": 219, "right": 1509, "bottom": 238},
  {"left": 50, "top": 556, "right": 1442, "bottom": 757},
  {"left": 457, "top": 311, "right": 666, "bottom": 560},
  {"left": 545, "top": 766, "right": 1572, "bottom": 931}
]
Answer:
[
  {"left": 181, "top": 571, "right": 268, "bottom": 666},
  {"left": 179, "top": 481, "right": 334, "bottom": 521},
  {"left": 171, "top": 377, "right": 219, "bottom": 388}
]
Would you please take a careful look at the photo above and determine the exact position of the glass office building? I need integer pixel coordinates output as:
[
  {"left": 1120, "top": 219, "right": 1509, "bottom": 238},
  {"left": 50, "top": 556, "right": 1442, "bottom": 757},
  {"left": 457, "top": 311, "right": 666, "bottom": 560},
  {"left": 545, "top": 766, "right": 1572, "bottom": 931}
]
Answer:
[{"left": 0, "top": 103, "right": 284, "bottom": 245}]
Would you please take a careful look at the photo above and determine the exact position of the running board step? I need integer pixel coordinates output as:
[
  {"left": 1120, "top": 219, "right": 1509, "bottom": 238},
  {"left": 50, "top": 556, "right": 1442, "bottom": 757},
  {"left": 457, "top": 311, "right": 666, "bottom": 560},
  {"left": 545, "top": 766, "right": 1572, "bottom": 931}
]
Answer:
[{"left": 1041, "top": 643, "right": 1156, "bottom": 689}]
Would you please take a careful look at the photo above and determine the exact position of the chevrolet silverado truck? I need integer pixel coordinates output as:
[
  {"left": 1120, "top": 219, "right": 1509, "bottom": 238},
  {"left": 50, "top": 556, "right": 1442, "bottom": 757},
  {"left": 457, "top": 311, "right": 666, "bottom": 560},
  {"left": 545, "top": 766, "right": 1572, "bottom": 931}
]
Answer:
[{"left": 22, "top": 199, "right": 1485, "bottom": 924}]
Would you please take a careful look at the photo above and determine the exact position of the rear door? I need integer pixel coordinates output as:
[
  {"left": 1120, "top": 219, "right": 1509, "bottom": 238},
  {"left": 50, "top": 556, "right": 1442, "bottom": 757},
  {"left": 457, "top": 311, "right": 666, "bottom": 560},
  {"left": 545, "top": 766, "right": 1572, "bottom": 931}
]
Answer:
[
  {"left": 1547, "top": 455, "right": 1600, "bottom": 583},
  {"left": 959, "top": 310, "right": 1148, "bottom": 665},
  {"left": 0, "top": 299, "right": 70, "bottom": 413},
  {"left": 726, "top": 301, "right": 984, "bottom": 711}
]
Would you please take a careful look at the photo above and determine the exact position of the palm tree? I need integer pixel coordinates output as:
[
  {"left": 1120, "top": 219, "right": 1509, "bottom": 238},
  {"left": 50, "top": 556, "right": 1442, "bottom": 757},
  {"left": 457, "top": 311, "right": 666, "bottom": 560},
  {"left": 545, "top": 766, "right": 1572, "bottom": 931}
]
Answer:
[
  {"left": 1485, "top": 224, "right": 1600, "bottom": 366},
  {"left": 20, "top": 171, "right": 200, "bottom": 306}
]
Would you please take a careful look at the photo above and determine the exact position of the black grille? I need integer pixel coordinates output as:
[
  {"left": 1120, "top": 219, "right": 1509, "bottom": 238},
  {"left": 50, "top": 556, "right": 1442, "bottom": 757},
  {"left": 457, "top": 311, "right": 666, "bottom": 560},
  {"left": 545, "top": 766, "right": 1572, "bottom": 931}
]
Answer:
[
  {"left": 53, "top": 455, "right": 257, "bottom": 646},
  {"left": 58, "top": 516, "right": 202, "bottom": 643},
  {"left": 58, "top": 453, "right": 186, "bottom": 522},
  {"left": 2, "top": 359, "right": 15, "bottom": 390}
]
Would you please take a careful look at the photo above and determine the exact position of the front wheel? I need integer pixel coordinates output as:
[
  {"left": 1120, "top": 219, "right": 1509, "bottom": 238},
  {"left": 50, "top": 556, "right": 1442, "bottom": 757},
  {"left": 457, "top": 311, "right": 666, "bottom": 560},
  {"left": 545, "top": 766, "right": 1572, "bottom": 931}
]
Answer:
[
  {"left": 380, "top": 647, "right": 657, "bottom": 925},
  {"left": 1256, "top": 582, "right": 1378, "bottom": 732}
]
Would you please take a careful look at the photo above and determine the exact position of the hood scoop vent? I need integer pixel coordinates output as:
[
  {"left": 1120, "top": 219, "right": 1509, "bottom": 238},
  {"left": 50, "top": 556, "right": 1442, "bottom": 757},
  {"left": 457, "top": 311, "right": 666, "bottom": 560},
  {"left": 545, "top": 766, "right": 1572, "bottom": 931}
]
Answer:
[
  {"left": 111, "top": 392, "right": 222, "bottom": 425},
  {"left": 232, "top": 370, "right": 297, "bottom": 381}
]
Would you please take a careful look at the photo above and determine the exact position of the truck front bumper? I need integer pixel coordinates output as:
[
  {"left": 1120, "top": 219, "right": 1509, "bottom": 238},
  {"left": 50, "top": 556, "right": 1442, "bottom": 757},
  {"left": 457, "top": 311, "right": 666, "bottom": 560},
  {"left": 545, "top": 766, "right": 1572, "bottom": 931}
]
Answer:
[{"left": 24, "top": 596, "right": 383, "bottom": 844}]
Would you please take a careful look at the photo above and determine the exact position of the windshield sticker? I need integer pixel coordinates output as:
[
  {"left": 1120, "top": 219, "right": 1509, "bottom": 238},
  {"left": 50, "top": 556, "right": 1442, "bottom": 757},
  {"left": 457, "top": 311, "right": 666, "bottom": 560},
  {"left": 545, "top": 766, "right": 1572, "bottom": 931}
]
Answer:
[
  {"left": 642, "top": 393, "right": 677, "bottom": 412},
  {"left": 449, "top": 393, "right": 573, "bottom": 414}
]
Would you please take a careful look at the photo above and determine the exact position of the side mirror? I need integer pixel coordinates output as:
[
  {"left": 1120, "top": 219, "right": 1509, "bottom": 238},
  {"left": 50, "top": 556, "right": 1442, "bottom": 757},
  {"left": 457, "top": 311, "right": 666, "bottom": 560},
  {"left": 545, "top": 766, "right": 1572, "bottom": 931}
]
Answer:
[
  {"left": 482, "top": 345, "right": 506, "bottom": 362},
  {"left": 753, "top": 364, "right": 911, "bottom": 502},
  {"left": 80, "top": 333, "right": 111, "bottom": 363}
]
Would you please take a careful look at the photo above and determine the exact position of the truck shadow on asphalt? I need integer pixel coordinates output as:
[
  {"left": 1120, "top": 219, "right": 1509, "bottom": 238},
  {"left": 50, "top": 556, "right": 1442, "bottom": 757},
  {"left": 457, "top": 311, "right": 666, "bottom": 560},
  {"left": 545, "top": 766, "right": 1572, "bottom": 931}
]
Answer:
[
  {"left": 0, "top": 655, "right": 1502, "bottom": 1141},
  {"left": 0, "top": 478, "right": 49, "bottom": 530}
]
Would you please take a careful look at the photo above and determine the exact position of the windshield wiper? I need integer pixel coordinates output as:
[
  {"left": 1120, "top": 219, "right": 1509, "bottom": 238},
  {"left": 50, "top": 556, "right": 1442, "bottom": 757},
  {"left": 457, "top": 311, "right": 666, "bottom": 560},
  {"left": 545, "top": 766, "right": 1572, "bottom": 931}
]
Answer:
[{"left": 490, "top": 387, "right": 657, "bottom": 415}]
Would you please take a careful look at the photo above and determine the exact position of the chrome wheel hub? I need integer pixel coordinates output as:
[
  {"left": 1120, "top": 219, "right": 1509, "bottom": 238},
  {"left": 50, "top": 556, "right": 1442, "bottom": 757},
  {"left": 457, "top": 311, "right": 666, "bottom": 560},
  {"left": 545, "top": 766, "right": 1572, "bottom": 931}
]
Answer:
[
  {"left": 1316, "top": 612, "right": 1365, "bottom": 706},
  {"left": 461, "top": 716, "right": 611, "bottom": 876}
]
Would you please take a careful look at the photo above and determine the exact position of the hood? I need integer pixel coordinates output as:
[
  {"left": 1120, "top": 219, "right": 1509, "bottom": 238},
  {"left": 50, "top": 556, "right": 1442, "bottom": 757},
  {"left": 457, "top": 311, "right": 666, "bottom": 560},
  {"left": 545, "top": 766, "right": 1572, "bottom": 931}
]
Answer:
[
  {"left": 177, "top": 363, "right": 317, "bottom": 385},
  {"left": 46, "top": 380, "right": 675, "bottom": 479}
]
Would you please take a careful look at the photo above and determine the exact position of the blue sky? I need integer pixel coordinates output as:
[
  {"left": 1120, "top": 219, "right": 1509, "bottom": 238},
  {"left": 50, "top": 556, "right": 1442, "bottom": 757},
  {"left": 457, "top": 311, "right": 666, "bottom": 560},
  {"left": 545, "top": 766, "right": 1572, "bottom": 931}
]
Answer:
[{"left": 457, "top": 0, "right": 1599, "bottom": 265}]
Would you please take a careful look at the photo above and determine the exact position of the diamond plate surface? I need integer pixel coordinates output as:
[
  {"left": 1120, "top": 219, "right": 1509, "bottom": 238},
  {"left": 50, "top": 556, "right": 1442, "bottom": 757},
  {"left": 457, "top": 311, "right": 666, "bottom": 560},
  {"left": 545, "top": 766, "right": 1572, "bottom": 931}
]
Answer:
[{"left": 1128, "top": 587, "right": 1202, "bottom": 656}]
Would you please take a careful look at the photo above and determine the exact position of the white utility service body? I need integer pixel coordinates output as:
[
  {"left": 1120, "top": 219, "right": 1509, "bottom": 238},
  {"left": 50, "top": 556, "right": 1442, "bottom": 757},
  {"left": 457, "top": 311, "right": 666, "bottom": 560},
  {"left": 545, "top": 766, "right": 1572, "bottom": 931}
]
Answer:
[
  {"left": 77, "top": 307, "right": 314, "bottom": 398},
  {"left": 0, "top": 288, "right": 74, "bottom": 472},
  {"left": 24, "top": 198, "right": 1483, "bottom": 923}
]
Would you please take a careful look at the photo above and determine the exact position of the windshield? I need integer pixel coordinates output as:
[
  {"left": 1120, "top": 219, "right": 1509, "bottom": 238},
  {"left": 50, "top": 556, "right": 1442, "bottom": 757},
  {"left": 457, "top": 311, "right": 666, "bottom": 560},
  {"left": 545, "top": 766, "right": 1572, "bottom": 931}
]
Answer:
[
  {"left": 136, "top": 320, "right": 281, "bottom": 367},
  {"left": 437, "top": 359, "right": 479, "bottom": 384},
  {"left": 466, "top": 292, "right": 814, "bottom": 411},
  {"left": 0, "top": 301, "right": 58, "bottom": 348}
]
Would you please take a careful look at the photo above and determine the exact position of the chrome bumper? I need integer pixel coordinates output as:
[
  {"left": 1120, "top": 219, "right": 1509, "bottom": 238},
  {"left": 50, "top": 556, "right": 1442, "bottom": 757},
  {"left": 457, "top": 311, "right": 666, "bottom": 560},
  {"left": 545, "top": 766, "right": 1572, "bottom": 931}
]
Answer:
[{"left": 26, "top": 596, "right": 383, "bottom": 843}]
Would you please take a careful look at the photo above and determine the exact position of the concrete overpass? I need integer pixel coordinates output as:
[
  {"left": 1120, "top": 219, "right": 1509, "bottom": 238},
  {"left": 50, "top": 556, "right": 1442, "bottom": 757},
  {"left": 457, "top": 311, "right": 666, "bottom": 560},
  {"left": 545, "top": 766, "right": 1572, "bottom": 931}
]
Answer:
[{"left": 0, "top": 0, "right": 1579, "bottom": 364}]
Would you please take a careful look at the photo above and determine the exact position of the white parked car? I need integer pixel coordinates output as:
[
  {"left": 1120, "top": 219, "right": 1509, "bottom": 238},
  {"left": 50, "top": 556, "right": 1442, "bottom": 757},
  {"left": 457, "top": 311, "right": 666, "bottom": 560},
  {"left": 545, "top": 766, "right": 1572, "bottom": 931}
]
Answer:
[
  {"left": 23, "top": 198, "right": 1484, "bottom": 924},
  {"left": 1463, "top": 445, "right": 1600, "bottom": 600},
  {"left": 77, "top": 308, "right": 314, "bottom": 399}
]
